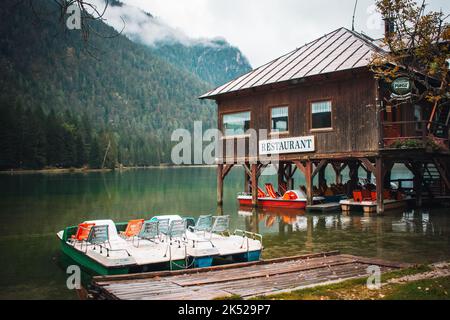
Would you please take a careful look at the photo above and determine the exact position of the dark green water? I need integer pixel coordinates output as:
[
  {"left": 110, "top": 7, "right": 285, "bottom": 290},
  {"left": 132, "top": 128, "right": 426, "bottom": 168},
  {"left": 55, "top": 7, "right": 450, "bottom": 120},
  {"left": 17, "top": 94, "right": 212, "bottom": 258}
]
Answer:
[{"left": 0, "top": 167, "right": 449, "bottom": 299}]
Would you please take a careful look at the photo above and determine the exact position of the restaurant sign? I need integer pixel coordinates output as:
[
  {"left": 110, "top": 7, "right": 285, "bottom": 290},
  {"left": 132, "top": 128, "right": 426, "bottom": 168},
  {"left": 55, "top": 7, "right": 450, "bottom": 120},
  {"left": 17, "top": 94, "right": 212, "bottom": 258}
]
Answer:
[
  {"left": 391, "top": 77, "right": 412, "bottom": 96},
  {"left": 259, "top": 136, "right": 315, "bottom": 155}
]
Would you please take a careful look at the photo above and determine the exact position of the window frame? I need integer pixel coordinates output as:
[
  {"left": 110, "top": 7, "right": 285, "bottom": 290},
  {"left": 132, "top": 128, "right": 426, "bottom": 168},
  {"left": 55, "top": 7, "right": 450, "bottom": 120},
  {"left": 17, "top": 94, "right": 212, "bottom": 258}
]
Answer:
[
  {"left": 269, "top": 105, "right": 290, "bottom": 135},
  {"left": 220, "top": 109, "right": 252, "bottom": 139},
  {"left": 309, "top": 99, "right": 334, "bottom": 132}
]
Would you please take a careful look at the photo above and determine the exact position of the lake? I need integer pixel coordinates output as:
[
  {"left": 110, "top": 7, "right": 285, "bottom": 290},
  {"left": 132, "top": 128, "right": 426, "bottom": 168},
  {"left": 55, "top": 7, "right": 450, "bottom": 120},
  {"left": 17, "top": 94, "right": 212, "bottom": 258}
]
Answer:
[{"left": 0, "top": 166, "right": 449, "bottom": 299}]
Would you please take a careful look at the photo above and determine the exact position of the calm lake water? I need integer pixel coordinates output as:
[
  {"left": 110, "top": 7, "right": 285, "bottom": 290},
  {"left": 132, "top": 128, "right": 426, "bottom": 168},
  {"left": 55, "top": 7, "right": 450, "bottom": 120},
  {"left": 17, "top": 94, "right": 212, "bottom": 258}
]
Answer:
[{"left": 0, "top": 166, "right": 449, "bottom": 299}]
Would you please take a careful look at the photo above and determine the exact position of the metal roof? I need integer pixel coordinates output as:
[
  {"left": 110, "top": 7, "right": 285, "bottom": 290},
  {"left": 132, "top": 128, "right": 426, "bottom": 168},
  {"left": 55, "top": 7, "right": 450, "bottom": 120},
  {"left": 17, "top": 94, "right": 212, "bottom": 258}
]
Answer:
[{"left": 200, "top": 27, "right": 384, "bottom": 99}]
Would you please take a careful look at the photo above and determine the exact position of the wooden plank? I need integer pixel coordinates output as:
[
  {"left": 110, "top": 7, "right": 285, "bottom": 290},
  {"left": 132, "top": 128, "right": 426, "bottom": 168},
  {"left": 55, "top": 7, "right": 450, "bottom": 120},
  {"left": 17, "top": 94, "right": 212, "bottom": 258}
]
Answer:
[
  {"left": 92, "top": 253, "right": 407, "bottom": 300},
  {"left": 94, "top": 251, "right": 340, "bottom": 283}
]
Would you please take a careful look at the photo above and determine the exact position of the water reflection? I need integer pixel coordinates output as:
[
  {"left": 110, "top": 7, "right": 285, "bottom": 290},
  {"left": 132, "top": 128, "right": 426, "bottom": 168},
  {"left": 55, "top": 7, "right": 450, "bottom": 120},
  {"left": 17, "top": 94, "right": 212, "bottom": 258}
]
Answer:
[
  {"left": 0, "top": 167, "right": 449, "bottom": 299},
  {"left": 237, "top": 206, "right": 450, "bottom": 263}
]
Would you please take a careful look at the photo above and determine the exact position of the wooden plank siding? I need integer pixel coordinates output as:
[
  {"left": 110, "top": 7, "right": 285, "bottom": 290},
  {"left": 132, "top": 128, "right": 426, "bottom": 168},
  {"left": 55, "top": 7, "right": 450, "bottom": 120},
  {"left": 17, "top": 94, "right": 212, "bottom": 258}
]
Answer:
[{"left": 217, "top": 69, "right": 378, "bottom": 162}]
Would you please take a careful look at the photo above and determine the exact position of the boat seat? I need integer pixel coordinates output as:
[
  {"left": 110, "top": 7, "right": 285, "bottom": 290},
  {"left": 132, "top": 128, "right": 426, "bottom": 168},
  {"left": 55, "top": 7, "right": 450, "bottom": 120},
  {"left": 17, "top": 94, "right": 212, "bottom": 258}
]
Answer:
[
  {"left": 189, "top": 215, "right": 212, "bottom": 233},
  {"left": 83, "top": 225, "right": 131, "bottom": 257},
  {"left": 211, "top": 215, "right": 230, "bottom": 236},
  {"left": 156, "top": 218, "right": 170, "bottom": 236},
  {"left": 164, "top": 220, "right": 187, "bottom": 257},
  {"left": 120, "top": 219, "right": 145, "bottom": 239},
  {"left": 265, "top": 183, "right": 280, "bottom": 199},
  {"left": 133, "top": 221, "right": 159, "bottom": 247},
  {"left": 71, "top": 223, "right": 95, "bottom": 242}
]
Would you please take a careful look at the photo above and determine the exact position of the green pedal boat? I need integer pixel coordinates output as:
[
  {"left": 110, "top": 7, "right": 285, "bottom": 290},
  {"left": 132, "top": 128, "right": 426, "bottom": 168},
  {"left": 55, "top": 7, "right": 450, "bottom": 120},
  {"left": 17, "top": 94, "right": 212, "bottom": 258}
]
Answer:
[{"left": 57, "top": 215, "right": 263, "bottom": 275}]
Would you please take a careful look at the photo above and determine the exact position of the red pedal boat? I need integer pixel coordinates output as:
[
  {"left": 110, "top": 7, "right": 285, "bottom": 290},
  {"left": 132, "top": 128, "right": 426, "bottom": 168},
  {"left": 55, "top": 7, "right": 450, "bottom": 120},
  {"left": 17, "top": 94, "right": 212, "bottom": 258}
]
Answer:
[{"left": 237, "top": 184, "right": 324, "bottom": 209}]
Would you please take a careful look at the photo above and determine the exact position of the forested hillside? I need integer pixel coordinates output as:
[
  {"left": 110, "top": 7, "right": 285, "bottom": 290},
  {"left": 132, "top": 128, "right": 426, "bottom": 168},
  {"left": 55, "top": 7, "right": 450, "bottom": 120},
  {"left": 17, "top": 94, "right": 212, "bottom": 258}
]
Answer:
[
  {"left": 103, "top": 0, "right": 252, "bottom": 87},
  {"left": 152, "top": 40, "right": 252, "bottom": 87},
  {"left": 0, "top": 0, "right": 219, "bottom": 169}
]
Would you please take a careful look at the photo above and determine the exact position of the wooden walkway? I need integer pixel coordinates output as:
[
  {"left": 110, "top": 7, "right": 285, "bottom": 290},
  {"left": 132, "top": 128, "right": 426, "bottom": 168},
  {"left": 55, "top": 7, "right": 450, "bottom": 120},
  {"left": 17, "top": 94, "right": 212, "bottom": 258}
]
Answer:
[{"left": 90, "top": 251, "right": 410, "bottom": 300}]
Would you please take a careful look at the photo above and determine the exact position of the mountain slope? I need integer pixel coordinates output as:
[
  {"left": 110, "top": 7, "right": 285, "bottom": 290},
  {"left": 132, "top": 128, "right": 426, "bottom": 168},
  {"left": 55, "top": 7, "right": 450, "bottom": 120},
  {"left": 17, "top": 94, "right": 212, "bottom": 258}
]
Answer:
[
  {"left": 102, "top": 0, "right": 252, "bottom": 86},
  {"left": 0, "top": 0, "right": 215, "bottom": 168}
]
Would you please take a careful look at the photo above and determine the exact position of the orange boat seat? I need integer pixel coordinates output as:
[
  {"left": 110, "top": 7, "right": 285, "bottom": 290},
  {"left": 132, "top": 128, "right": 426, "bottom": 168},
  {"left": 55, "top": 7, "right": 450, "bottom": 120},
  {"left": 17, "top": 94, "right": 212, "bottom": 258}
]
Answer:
[
  {"left": 265, "top": 183, "right": 279, "bottom": 199},
  {"left": 121, "top": 219, "right": 145, "bottom": 238},
  {"left": 370, "top": 190, "right": 391, "bottom": 201},
  {"left": 257, "top": 187, "right": 267, "bottom": 198},
  {"left": 353, "top": 190, "right": 371, "bottom": 202},
  {"left": 71, "top": 223, "right": 95, "bottom": 241}
]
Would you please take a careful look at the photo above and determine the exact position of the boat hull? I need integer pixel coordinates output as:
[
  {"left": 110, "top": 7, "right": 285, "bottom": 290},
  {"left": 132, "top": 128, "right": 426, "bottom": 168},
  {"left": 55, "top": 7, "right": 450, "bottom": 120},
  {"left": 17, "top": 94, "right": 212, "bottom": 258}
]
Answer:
[
  {"left": 60, "top": 239, "right": 130, "bottom": 276},
  {"left": 233, "top": 250, "right": 262, "bottom": 262},
  {"left": 238, "top": 197, "right": 307, "bottom": 209},
  {"left": 60, "top": 240, "right": 187, "bottom": 275}
]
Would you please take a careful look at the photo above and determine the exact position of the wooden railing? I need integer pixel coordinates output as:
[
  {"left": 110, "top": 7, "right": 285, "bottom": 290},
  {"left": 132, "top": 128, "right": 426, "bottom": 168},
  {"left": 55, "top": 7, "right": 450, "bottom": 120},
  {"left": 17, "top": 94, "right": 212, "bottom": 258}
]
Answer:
[{"left": 381, "top": 120, "right": 449, "bottom": 150}]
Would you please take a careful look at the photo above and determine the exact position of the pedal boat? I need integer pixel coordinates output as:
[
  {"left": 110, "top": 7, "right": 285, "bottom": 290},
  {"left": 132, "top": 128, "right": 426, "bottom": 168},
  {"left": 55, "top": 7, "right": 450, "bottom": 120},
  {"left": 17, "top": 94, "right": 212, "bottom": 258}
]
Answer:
[
  {"left": 238, "top": 187, "right": 325, "bottom": 210},
  {"left": 57, "top": 215, "right": 262, "bottom": 276}
]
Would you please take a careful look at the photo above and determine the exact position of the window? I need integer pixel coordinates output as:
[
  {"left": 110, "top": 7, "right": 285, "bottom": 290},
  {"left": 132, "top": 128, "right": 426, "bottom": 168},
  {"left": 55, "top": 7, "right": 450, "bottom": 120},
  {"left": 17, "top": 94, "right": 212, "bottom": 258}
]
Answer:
[
  {"left": 222, "top": 111, "right": 251, "bottom": 136},
  {"left": 311, "top": 100, "right": 332, "bottom": 130},
  {"left": 414, "top": 105, "right": 422, "bottom": 131},
  {"left": 271, "top": 106, "right": 289, "bottom": 133}
]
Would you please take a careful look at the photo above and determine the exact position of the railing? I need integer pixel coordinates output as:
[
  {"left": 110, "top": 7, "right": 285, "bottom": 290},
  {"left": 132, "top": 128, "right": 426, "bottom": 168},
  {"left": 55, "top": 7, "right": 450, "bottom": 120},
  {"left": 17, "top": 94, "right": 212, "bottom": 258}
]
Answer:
[{"left": 381, "top": 120, "right": 449, "bottom": 151}]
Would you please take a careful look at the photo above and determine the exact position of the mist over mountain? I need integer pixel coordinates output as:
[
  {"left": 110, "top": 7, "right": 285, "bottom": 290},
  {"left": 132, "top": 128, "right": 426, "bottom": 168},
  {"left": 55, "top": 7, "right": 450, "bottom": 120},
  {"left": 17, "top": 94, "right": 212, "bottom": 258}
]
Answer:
[{"left": 96, "top": 0, "right": 252, "bottom": 86}]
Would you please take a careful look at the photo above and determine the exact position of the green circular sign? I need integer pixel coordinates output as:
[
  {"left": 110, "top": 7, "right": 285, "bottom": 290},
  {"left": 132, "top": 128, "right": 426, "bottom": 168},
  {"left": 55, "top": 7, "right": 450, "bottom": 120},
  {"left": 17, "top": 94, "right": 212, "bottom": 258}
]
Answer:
[{"left": 391, "top": 77, "right": 412, "bottom": 96}]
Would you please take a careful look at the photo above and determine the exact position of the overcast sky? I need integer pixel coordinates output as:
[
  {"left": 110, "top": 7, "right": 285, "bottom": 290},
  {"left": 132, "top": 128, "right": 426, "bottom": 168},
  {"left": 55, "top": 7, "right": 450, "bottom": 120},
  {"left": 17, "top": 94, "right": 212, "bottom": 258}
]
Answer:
[{"left": 119, "top": 0, "right": 450, "bottom": 67}]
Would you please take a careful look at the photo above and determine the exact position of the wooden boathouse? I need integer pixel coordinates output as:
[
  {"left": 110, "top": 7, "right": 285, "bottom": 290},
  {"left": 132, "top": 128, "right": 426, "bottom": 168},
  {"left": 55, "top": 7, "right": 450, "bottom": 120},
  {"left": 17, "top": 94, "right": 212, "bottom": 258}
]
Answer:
[{"left": 200, "top": 27, "right": 450, "bottom": 214}]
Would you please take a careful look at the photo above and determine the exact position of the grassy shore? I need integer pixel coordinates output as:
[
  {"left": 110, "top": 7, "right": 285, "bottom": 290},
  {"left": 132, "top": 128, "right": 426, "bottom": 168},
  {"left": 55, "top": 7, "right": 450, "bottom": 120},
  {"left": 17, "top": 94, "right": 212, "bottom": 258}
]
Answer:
[
  {"left": 252, "top": 264, "right": 450, "bottom": 300},
  {"left": 0, "top": 164, "right": 215, "bottom": 175},
  {"left": 215, "top": 264, "right": 450, "bottom": 300}
]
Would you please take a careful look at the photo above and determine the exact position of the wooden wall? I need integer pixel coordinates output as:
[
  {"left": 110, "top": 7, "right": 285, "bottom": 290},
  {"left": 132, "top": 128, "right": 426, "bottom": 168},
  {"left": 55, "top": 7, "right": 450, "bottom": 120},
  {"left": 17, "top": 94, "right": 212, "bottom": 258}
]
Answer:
[{"left": 216, "top": 69, "right": 379, "bottom": 161}]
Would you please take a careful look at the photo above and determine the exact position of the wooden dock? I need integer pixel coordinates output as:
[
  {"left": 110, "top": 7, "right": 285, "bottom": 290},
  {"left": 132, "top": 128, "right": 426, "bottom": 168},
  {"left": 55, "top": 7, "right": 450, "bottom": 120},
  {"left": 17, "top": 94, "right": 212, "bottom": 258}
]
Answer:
[
  {"left": 90, "top": 251, "right": 410, "bottom": 300},
  {"left": 340, "top": 199, "right": 407, "bottom": 213},
  {"left": 306, "top": 202, "right": 341, "bottom": 212}
]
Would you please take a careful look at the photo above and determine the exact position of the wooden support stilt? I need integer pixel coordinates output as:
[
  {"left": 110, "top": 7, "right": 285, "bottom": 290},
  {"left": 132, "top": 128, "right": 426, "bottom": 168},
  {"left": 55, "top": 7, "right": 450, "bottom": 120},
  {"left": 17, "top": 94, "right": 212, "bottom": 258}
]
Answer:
[
  {"left": 332, "top": 162, "right": 346, "bottom": 185},
  {"left": 277, "top": 162, "right": 285, "bottom": 194},
  {"left": 217, "top": 164, "right": 224, "bottom": 205},
  {"left": 375, "top": 158, "right": 385, "bottom": 214},
  {"left": 305, "top": 160, "right": 313, "bottom": 206},
  {"left": 251, "top": 163, "right": 258, "bottom": 207},
  {"left": 384, "top": 161, "right": 394, "bottom": 189},
  {"left": 412, "top": 161, "right": 424, "bottom": 208},
  {"left": 244, "top": 167, "right": 250, "bottom": 193},
  {"left": 318, "top": 165, "right": 327, "bottom": 191},
  {"left": 348, "top": 161, "right": 360, "bottom": 195},
  {"left": 285, "top": 163, "right": 295, "bottom": 190}
]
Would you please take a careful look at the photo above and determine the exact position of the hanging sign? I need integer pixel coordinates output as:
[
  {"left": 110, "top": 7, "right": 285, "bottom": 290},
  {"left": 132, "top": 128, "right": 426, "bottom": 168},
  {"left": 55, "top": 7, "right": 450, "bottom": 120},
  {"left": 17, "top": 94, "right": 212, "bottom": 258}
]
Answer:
[
  {"left": 391, "top": 77, "right": 412, "bottom": 96},
  {"left": 259, "top": 136, "right": 315, "bottom": 155}
]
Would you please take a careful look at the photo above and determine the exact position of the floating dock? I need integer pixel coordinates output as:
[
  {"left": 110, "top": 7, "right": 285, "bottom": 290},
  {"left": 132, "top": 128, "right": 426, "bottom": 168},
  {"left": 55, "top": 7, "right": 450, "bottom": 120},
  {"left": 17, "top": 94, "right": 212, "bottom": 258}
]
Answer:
[
  {"left": 90, "top": 251, "right": 409, "bottom": 300},
  {"left": 306, "top": 202, "right": 341, "bottom": 212},
  {"left": 340, "top": 199, "right": 407, "bottom": 213}
]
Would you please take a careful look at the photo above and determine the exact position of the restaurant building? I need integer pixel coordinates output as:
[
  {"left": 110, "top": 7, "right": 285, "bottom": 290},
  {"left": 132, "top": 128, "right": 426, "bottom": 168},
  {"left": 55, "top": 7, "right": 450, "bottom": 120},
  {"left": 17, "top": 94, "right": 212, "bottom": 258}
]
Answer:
[{"left": 200, "top": 27, "right": 450, "bottom": 214}]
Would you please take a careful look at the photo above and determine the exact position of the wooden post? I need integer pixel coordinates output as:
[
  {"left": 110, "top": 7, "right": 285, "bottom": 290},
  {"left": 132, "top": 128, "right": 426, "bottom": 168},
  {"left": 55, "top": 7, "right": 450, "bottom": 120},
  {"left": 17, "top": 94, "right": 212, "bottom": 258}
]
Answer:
[
  {"left": 277, "top": 162, "right": 285, "bottom": 194},
  {"left": 318, "top": 164, "right": 327, "bottom": 191},
  {"left": 251, "top": 163, "right": 258, "bottom": 207},
  {"left": 348, "top": 161, "right": 359, "bottom": 193},
  {"left": 217, "top": 164, "right": 223, "bottom": 205},
  {"left": 244, "top": 168, "right": 250, "bottom": 193},
  {"left": 332, "top": 162, "right": 344, "bottom": 184},
  {"left": 413, "top": 162, "right": 423, "bottom": 208},
  {"left": 305, "top": 160, "right": 313, "bottom": 206},
  {"left": 375, "top": 158, "right": 384, "bottom": 214}
]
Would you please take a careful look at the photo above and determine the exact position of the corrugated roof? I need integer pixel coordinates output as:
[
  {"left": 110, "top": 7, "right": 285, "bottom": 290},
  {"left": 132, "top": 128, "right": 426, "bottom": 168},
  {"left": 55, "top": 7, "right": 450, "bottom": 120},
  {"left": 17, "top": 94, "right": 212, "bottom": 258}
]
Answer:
[{"left": 200, "top": 27, "right": 384, "bottom": 99}]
